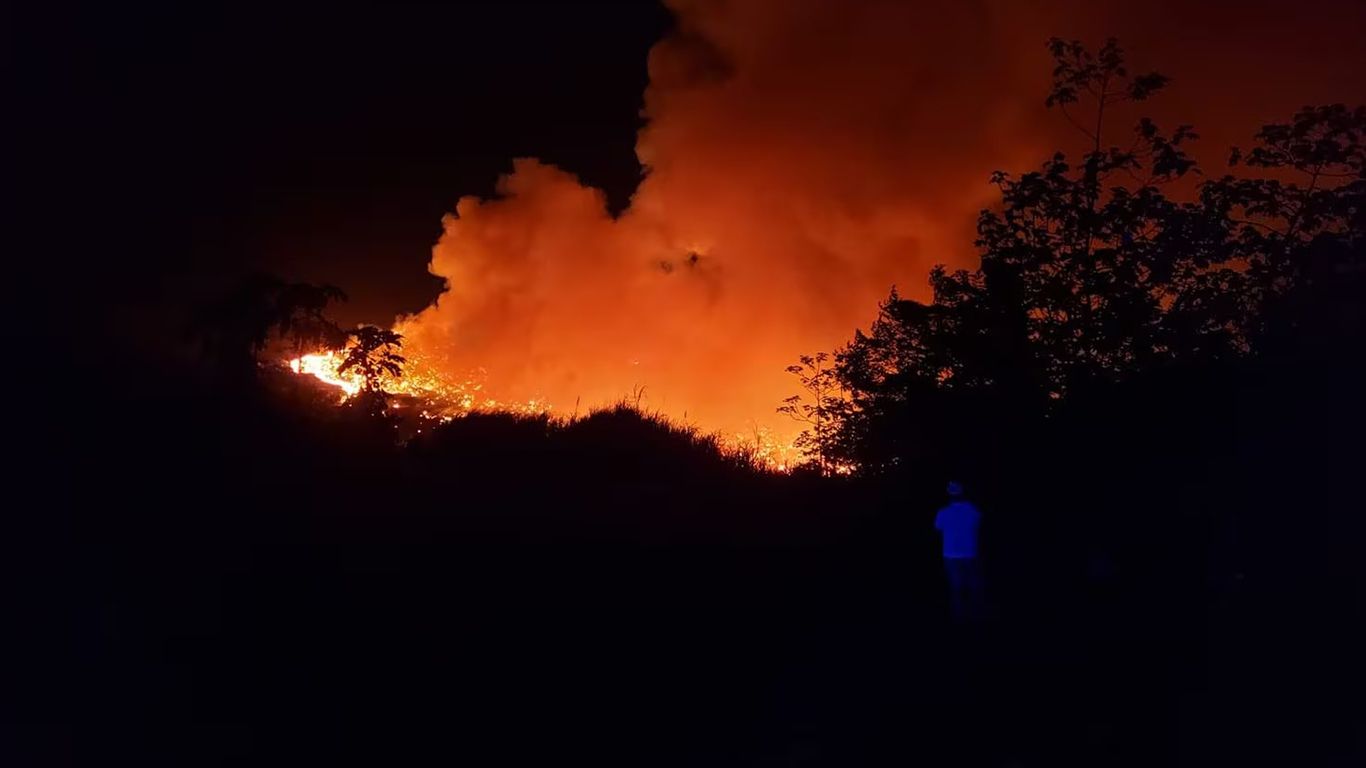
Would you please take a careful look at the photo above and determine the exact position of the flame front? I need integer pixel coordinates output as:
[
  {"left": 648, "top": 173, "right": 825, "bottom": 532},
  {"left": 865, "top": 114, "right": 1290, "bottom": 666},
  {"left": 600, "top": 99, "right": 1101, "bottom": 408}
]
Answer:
[
  {"left": 290, "top": 352, "right": 362, "bottom": 397},
  {"left": 286, "top": 347, "right": 805, "bottom": 471},
  {"left": 288, "top": 347, "right": 563, "bottom": 417}
]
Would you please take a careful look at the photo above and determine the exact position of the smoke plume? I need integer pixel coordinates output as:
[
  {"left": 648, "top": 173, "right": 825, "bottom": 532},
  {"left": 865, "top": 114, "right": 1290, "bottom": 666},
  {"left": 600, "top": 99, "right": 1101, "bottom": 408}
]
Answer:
[{"left": 398, "top": 0, "right": 1366, "bottom": 438}]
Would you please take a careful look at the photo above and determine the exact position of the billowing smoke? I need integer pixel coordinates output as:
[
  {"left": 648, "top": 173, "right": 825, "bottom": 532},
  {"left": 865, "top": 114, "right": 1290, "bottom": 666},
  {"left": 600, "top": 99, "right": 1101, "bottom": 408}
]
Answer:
[{"left": 397, "top": 0, "right": 1366, "bottom": 437}]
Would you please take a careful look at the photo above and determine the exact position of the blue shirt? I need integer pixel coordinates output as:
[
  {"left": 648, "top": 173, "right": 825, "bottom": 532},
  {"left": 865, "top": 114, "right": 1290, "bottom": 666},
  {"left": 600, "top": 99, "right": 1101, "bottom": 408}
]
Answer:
[{"left": 935, "top": 501, "right": 981, "bottom": 559}]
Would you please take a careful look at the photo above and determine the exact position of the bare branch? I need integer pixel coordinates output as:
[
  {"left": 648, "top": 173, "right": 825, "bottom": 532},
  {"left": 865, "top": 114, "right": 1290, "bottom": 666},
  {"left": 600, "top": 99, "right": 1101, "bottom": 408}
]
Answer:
[{"left": 1059, "top": 104, "right": 1098, "bottom": 142}]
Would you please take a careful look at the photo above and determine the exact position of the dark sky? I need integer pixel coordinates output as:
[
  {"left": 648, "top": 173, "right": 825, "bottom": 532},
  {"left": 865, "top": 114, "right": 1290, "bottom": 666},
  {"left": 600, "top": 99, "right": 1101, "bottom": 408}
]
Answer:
[{"left": 18, "top": 2, "right": 671, "bottom": 327}]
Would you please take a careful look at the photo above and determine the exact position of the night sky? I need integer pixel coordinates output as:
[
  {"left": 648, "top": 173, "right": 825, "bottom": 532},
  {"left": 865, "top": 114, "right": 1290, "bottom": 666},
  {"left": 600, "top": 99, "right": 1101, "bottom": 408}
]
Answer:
[{"left": 19, "top": 2, "right": 671, "bottom": 327}]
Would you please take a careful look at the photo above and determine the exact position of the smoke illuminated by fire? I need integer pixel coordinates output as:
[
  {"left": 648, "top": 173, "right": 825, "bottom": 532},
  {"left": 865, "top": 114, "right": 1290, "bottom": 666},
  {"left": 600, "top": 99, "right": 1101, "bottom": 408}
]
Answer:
[
  {"left": 383, "top": 0, "right": 1049, "bottom": 447},
  {"left": 292, "top": 0, "right": 1364, "bottom": 467}
]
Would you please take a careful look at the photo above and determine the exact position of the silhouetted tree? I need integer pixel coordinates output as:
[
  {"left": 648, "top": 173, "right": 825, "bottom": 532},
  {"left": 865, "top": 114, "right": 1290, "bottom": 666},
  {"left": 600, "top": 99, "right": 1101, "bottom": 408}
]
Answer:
[
  {"left": 1208, "top": 104, "right": 1366, "bottom": 354},
  {"left": 823, "top": 38, "right": 1364, "bottom": 475},
  {"left": 337, "top": 326, "right": 406, "bottom": 417},
  {"left": 277, "top": 282, "right": 350, "bottom": 359},
  {"left": 190, "top": 274, "right": 349, "bottom": 381},
  {"left": 339, "top": 326, "right": 405, "bottom": 390},
  {"left": 189, "top": 274, "right": 287, "bottom": 378},
  {"left": 776, "top": 352, "right": 850, "bottom": 473}
]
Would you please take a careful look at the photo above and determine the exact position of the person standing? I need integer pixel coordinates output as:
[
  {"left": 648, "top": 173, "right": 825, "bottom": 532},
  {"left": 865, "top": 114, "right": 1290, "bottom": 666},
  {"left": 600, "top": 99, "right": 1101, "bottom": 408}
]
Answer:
[{"left": 935, "top": 481, "right": 984, "bottom": 622}]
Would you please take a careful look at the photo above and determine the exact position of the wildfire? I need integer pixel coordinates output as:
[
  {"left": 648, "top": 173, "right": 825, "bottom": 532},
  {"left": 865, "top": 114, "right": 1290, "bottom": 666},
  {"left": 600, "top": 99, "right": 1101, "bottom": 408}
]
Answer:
[
  {"left": 288, "top": 344, "right": 588, "bottom": 421},
  {"left": 285, "top": 347, "right": 807, "bottom": 472},
  {"left": 289, "top": 352, "right": 360, "bottom": 397}
]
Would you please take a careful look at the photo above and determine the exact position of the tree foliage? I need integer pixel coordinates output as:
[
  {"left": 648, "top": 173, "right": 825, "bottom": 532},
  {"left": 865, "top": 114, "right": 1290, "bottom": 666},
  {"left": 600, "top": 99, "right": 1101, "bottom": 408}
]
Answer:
[
  {"left": 190, "top": 274, "right": 348, "bottom": 378},
  {"left": 776, "top": 352, "right": 849, "bottom": 474},
  {"left": 787, "top": 39, "right": 1365, "bottom": 475},
  {"left": 335, "top": 325, "right": 406, "bottom": 419},
  {"left": 277, "top": 282, "right": 351, "bottom": 358},
  {"left": 1211, "top": 104, "right": 1366, "bottom": 353},
  {"left": 339, "top": 326, "right": 406, "bottom": 392}
]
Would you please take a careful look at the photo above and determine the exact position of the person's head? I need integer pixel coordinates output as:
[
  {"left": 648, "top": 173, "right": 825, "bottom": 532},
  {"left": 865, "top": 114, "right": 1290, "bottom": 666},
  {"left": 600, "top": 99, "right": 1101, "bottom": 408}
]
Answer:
[{"left": 946, "top": 481, "right": 964, "bottom": 499}]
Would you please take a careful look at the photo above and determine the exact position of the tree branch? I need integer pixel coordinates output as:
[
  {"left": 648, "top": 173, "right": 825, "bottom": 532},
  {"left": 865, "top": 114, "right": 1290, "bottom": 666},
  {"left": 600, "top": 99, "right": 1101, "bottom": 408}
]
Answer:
[
  {"left": 1059, "top": 104, "right": 1097, "bottom": 142},
  {"left": 1230, "top": 217, "right": 1286, "bottom": 235}
]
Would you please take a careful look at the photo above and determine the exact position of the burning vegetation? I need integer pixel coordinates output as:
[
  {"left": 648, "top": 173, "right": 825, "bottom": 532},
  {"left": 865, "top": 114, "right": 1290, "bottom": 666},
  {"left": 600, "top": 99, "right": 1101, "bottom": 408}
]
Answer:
[
  {"left": 286, "top": 345, "right": 805, "bottom": 472},
  {"left": 271, "top": 0, "right": 1361, "bottom": 476},
  {"left": 183, "top": 14, "right": 1361, "bottom": 481}
]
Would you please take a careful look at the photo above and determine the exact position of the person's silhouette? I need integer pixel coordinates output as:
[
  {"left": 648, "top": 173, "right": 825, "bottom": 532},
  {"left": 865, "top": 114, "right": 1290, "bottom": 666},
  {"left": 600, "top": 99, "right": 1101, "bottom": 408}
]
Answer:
[{"left": 935, "top": 481, "right": 984, "bottom": 622}]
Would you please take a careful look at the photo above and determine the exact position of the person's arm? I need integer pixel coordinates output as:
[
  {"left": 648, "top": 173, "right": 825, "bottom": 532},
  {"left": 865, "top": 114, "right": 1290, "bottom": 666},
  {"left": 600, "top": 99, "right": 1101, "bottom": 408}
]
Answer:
[{"left": 934, "top": 509, "right": 944, "bottom": 530}]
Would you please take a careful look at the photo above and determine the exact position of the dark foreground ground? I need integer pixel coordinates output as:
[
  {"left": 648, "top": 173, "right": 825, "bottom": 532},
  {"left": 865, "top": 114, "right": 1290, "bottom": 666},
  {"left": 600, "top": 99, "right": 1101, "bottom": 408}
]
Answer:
[{"left": 14, "top": 489, "right": 1360, "bottom": 767}]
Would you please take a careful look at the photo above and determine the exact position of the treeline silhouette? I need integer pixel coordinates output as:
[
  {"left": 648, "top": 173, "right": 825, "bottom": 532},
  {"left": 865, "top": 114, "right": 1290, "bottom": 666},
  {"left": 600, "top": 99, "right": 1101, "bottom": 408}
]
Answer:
[
  {"left": 786, "top": 38, "right": 1363, "bottom": 634},
  {"left": 21, "top": 38, "right": 1363, "bottom": 767}
]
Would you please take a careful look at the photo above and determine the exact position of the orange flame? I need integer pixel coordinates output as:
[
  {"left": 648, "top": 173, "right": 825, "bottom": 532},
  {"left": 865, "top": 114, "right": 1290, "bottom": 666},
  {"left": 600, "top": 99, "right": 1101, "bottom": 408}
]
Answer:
[
  {"left": 285, "top": 348, "right": 807, "bottom": 472},
  {"left": 289, "top": 352, "right": 361, "bottom": 397}
]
